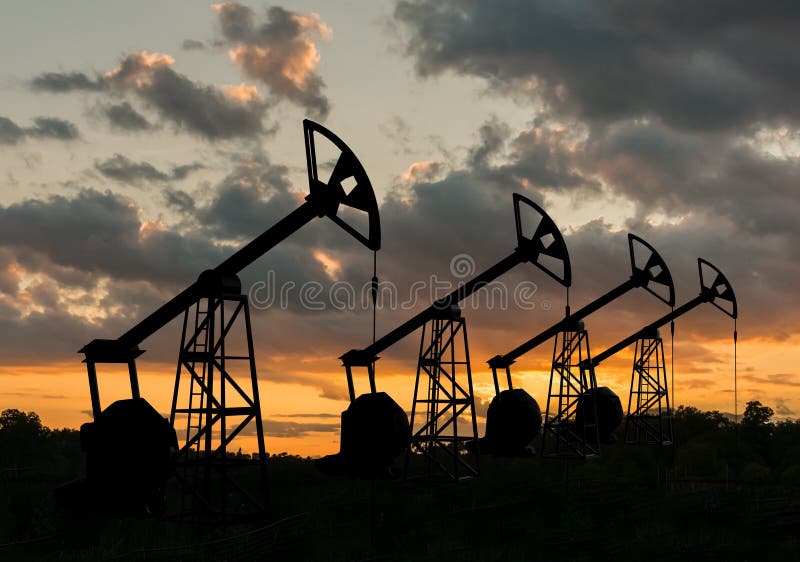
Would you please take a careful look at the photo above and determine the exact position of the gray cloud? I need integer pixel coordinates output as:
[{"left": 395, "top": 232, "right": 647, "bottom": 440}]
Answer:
[
  {"left": 30, "top": 51, "right": 270, "bottom": 141},
  {"left": 0, "top": 116, "right": 24, "bottom": 144},
  {"left": 104, "top": 51, "right": 269, "bottom": 140},
  {"left": 0, "top": 115, "right": 79, "bottom": 144},
  {"left": 394, "top": 0, "right": 800, "bottom": 132},
  {"left": 0, "top": 188, "right": 226, "bottom": 288},
  {"left": 95, "top": 154, "right": 203, "bottom": 186},
  {"left": 213, "top": 2, "right": 331, "bottom": 118},
  {"left": 30, "top": 71, "right": 104, "bottom": 93},
  {"left": 102, "top": 101, "right": 152, "bottom": 131},
  {"left": 27, "top": 117, "right": 79, "bottom": 141},
  {"left": 181, "top": 39, "right": 206, "bottom": 51}
]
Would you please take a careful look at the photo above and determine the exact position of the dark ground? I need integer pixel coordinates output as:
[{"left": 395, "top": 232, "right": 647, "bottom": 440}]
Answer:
[{"left": 1, "top": 403, "right": 799, "bottom": 561}]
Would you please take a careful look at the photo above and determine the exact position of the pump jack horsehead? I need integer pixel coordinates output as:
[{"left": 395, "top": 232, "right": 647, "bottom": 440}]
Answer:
[
  {"left": 57, "top": 121, "right": 382, "bottom": 520},
  {"left": 317, "top": 194, "right": 571, "bottom": 480}
]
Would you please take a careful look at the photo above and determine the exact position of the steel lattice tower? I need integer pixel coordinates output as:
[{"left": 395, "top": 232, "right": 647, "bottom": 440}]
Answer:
[
  {"left": 169, "top": 279, "right": 268, "bottom": 520},
  {"left": 406, "top": 307, "right": 479, "bottom": 480},
  {"left": 625, "top": 328, "right": 673, "bottom": 446},
  {"left": 541, "top": 321, "right": 600, "bottom": 458}
]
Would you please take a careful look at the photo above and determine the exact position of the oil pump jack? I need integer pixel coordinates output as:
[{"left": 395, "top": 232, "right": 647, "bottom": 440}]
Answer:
[
  {"left": 585, "top": 258, "right": 737, "bottom": 446},
  {"left": 316, "top": 194, "right": 571, "bottom": 480},
  {"left": 484, "top": 234, "right": 675, "bottom": 458},
  {"left": 59, "top": 121, "right": 382, "bottom": 519}
]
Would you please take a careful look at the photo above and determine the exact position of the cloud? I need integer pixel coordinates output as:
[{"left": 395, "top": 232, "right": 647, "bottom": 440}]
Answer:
[
  {"left": 272, "top": 412, "right": 340, "bottom": 419},
  {"left": 394, "top": 0, "right": 800, "bottom": 132},
  {"left": 379, "top": 115, "right": 413, "bottom": 155},
  {"left": 101, "top": 101, "right": 152, "bottom": 131},
  {"left": 259, "top": 418, "right": 339, "bottom": 438},
  {"left": 0, "top": 117, "right": 24, "bottom": 144},
  {"left": 213, "top": 2, "right": 331, "bottom": 117},
  {"left": 0, "top": 188, "right": 226, "bottom": 288},
  {"left": 30, "top": 50, "right": 270, "bottom": 141},
  {"left": 27, "top": 117, "right": 79, "bottom": 141},
  {"left": 95, "top": 154, "right": 203, "bottom": 186},
  {"left": 0, "top": 116, "right": 79, "bottom": 144},
  {"left": 775, "top": 400, "right": 795, "bottom": 416},
  {"left": 402, "top": 160, "right": 444, "bottom": 183},
  {"left": 103, "top": 50, "right": 269, "bottom": 140},
  {"left": 181, "top": 39, "right": 206, "bottom": 51},
  {"left": 192, "top": 152, "right": 295, "bottom": 239},
  {"left": 740, "top": 374, "right": 800, "bottom": 389},
  {"left": 30, "top": 71, "right": 104, "bottom": 92}
]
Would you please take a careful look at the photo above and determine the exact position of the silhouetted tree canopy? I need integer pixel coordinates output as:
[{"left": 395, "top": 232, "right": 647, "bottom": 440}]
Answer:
[{"left": 743, "top": 400, "right": 774, "bottom": 428}]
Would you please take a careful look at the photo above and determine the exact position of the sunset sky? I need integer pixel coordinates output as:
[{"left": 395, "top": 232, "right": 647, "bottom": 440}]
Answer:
[{"left": 1, "top": 1, "right": 798, "bottom": 456}]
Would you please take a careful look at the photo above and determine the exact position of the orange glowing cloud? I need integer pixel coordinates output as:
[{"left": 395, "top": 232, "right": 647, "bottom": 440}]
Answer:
[
  {"left": 313, "top": 250, "right": 342, "bottom": 280},
  {"left": 104, "top": 51, "right": 175, "bottom": 88},
  {"left": 221, "top": 82, "right": 261, "bottom": 102},
  {"left": 212, "top": 3, "right": 331, "bottom": 116},
  {"left": 402, "top": 160, "right": 445, "bottom": 183}
]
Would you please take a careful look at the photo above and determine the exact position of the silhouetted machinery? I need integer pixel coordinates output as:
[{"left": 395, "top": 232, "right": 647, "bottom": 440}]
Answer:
[
  {"left": 586, "top": 258, "right": 738, "bottom": 446},
  {"left": 486, "top": 234, "right": 675, "bottom": 458},
  {"left": 317, "top": 194, "right": 570, "bottom": 479},
  {"left": 58, "top": 121, "right": 382, "bottom": 519}
]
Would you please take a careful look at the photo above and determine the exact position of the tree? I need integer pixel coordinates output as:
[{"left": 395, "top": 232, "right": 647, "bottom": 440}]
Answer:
[
  {"left": 0, "top": 409, "right": 49, "bottom": 466},
  {"left": 742, "top": 401, "right": 774, "bottom": 428}
]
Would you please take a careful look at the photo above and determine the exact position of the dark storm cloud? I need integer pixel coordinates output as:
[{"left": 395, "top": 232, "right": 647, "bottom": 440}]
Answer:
[
  {"left": 212, "top": 2, "right": 331, "bottom": 118},
  {"left": 30, "top": 71, "right": 104, "bottom": 92},
  {"left": 498, "top": 126, "right": 596, "bottom": 192},
  {"left": 102, "top": 102, "right": 152, "bottom": 131},
  {"left": 0, "top": 188, "right": 226, "bottom": 287},
  {"left": 583, "top": 121, "right": 800, "bottom": 242},
  {"left": 394, "top": 0, "right": 800, "bottom": 132},
  {"left": 0, "top": 115, "right": 79, "bottom": 144},
  {"left": 95, "top": 154, "right": 203, "bottom": 186}
]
